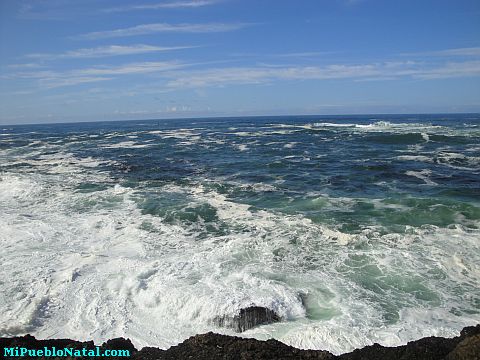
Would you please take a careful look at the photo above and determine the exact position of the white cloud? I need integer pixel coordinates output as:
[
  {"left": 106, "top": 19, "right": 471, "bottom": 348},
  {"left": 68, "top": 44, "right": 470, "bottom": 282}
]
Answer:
[
  {"left": 39, "top": 76, "right": 113, "bottom": 88},
  {"left": 77, "top": 22, "right": 249, "bottom": 39},
  {"left": 105, "top": 0, "right": 219, "bottom": 12},
  {"left": 6, "top": 63, "right": 45, "bottom": 69},
  {"left": 27, "top": 44, "right": 196, "bottom": 60},
  {"left": 9, "top": 61, "right": 187, "bottom": 89},
  {"left": 165, "top": 60, "right": 480, "bottom": 88},
  {"left": 74, "top": 61, "right": 185, "bottom": 76},
  {"left": 229, "top": 51, "right": 336, "bottom": 59},
  {"left": 402, "top": 47, "right": 480, "bottom": 57},
  {"left": 413, "top": 61, "right": 480, "bottom": 79},
  {"left": 165, "top": 64, "right": 388, "bottom": 88},
  {"left": 275, "top": 51, "right": 336, "bottom": 58},
  {"left": 8, "top": 58, "right": 480, "bottom": 91}
]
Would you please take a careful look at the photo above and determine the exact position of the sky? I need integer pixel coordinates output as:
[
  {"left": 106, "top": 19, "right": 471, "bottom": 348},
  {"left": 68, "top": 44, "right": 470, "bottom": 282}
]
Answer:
[{"left": 0, "top": 0, "right": 479, "bottom": 124}]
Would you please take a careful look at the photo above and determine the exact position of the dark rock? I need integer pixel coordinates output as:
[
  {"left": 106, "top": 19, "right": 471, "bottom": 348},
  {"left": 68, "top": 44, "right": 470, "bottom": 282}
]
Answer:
[
  {"left": 213, "top": 306, "right": 281, "bottom": 332},
  {"left": 101, "top": 337, "right": 136, "bottom": 353},
  {"left": 0, "top": 324, "right": 479, "bottom": 360},
  {"left": 446, "top": 334, "right": 480, "bottom": 360},
  {"left": 339, "top": 324, "right": 480, "bottom": 360},
  {"left": 155, "top": 332, "right": 333, "bottom": 360},
  {"left": 0, "top": 333, "right": 96, "bottom": 353},
  {"left": 461, "top": 324, "right": 480, "bottom": 338},
  {"left": 134, "top": 346, "right": 165, "bottom": 359}
]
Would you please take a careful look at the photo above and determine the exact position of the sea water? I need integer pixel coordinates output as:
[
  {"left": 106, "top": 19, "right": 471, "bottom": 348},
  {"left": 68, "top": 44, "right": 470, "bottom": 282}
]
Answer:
[{"left": 0, "top": 114, "right": 479, "bottom": 354}]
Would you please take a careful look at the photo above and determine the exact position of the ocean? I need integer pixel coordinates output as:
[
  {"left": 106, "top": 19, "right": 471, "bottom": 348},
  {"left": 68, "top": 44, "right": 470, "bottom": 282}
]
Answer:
[{"left": 1, "top": 114, "right": 479, "bottom": 354}]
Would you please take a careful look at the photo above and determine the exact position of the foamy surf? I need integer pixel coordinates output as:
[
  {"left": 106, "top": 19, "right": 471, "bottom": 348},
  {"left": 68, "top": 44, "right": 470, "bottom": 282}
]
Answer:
[{"left": 0, "top": 114, "right": 479, "bottom": 355}]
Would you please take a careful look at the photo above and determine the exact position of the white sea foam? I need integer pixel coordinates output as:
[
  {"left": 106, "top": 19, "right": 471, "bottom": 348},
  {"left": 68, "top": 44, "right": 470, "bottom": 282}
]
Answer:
[
  {"left": 235, "top": 144, "right": 249, "bottom": 152},
  {"left": 0, "top": 151, "right": 117, "bottom": 179},
  {"left": 231, "top": 129, "right": 296, "bottom": 137},
  {"left": 0, "top": 142, "right": 479, "bottom": 355},
  {"left": 232, "top": 131, "right": 257, "bottom": 137},
  {"left": 421, "top": 132, "right": 430, "bottom": 141},
  {"left": 312, "top": 123, "right": 356, "bottom": 128},
  {"left": 436, "top": 152, "right": 480, "bottom": 170},
  {"left": 102, "top": 141, "right": 151, "bottom": 149},
  {"left": 396, "top": 155, "right": 433, "bottom": 163},
  {"left": 302, "top": 122, "right": 448, "bottom": 138},
  {"left": 405, "top": 169, "right": 438, "bottom": 185},
  {"left": 149, "top": 129, "right": 202, "bottom": 140}
]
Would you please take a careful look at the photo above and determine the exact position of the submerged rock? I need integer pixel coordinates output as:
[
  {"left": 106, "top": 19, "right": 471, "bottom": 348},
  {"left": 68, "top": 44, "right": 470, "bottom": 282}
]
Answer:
[{"left": 213, "top": 306, "right": 281, "bottom": 332}]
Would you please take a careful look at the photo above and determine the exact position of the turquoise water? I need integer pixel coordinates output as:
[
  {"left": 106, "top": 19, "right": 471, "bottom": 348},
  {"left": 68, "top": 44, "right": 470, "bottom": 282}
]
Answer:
[{"left": 0, "top": 114, "right": 479, "bottom": 354}]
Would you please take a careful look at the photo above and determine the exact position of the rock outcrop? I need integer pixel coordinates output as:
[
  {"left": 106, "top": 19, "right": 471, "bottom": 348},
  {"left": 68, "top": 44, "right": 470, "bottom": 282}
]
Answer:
[
  {"left": 213, "top": 306, "right": 281, "bottom": 332},
  {"left": 1, "top": 324, "right": 479, "bottom": 359}
]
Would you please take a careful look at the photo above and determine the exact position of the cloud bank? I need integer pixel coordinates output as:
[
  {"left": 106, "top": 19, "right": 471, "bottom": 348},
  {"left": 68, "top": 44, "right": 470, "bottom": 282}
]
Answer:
[
  {"left": 27, "top": 45, "right": 197, "bottom": 60},
  {"left": 105, "top": 0, "right": 219, "bottom": 12},
  {"left": 78, "top": 23, "right": 249, "bottom": 39}
]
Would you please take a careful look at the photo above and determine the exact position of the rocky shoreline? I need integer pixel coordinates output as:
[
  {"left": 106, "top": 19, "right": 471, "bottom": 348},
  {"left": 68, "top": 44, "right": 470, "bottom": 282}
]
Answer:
[{"left": 1, "top": 324, "right": 479, "bottom": 359}]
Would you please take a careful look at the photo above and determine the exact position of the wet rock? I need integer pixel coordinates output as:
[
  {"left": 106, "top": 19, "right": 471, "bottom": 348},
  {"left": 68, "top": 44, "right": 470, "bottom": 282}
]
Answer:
[
  {"left": 157, "top": 332, "right": 333, "bottom": 359},
  {"left": 102, "top": 337, "right": 136, "bottom": 353},
  {"left": 1, "top": 324, "right": 479, "bottom": 360},
  {"left": 446, "top": 334, "right": 480, "bottom": 360},
  {"left": 338, "top": 324, "right": 480, "bottom": 360},
  {"left": 213, "top": 306, "right": 281, "bottom": 332}
]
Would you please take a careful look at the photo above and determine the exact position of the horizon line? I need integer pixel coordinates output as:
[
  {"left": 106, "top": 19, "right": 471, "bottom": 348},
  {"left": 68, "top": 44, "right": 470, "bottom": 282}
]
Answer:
[{"left": 2, "top": 111, "right": 479, "bottom": 127}]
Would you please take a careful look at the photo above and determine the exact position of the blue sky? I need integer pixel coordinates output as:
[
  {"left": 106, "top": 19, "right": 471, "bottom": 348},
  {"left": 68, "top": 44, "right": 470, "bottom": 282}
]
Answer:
[{"left": 0, "top": 0, "right": 479, "bottom": 124}]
